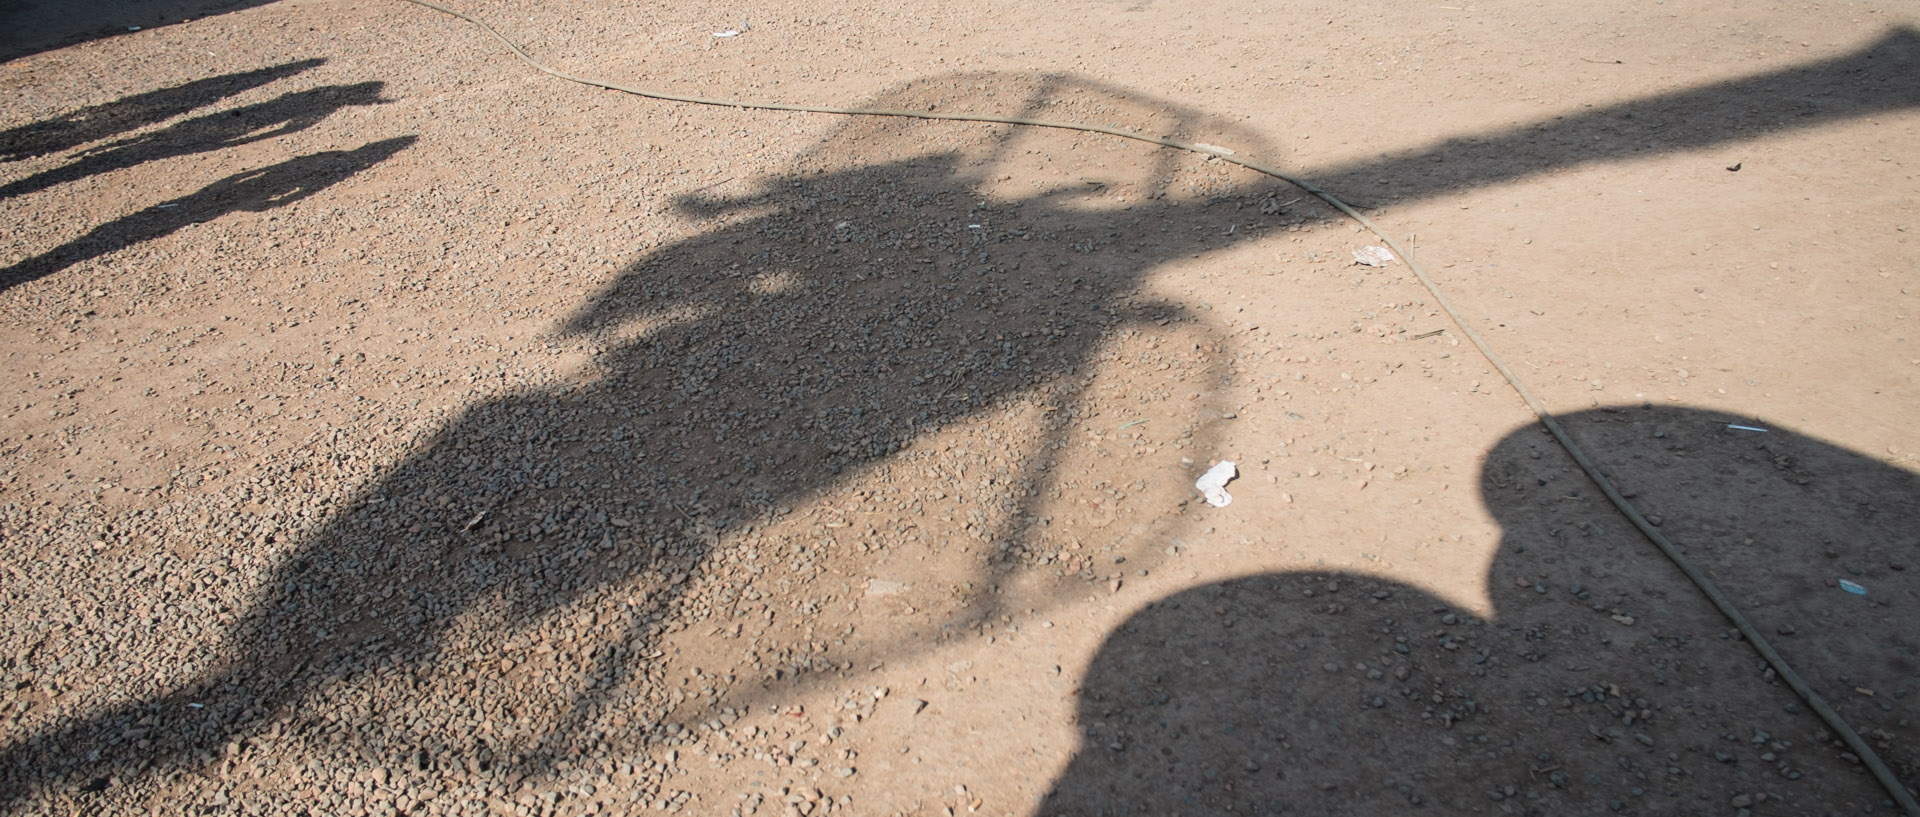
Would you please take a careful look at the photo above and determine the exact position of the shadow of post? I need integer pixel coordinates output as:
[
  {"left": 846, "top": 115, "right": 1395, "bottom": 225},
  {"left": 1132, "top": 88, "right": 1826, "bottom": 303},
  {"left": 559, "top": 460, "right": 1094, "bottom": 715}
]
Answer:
[
  {"left": 1308, "top": 27, "right": 1920, "bottom": 207},
  {"left": 0, "top": 82, "right": 389, "bottom": 201},
  {"left": 1038, "top": 405, "right": 1919, "bottom": 815},
  {"left": 0, "top": 59, "right": 323, "bottom": 161}
]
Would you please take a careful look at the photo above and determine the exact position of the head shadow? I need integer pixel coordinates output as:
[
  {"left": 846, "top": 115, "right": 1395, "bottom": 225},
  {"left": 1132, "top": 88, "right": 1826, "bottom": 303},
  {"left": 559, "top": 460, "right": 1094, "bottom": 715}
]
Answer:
[{"left": 1039, "top": 404, "right": 1918, "bottom": 815}]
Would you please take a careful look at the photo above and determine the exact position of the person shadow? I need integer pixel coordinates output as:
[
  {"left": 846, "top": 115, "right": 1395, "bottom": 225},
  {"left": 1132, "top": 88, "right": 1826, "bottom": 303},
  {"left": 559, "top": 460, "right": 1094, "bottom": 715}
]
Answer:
[
  {"left": 0, "top": 81, "right": 388, "bottom": 201},
  {"left": 1038, "top": 405, "right": 1919, "bottom": 815},
  {"left": 0, "top": 73, "right": 1263, "bottom": 807},
  {"left": 0, "top": 135, "right": 414, "bottom": 291}
]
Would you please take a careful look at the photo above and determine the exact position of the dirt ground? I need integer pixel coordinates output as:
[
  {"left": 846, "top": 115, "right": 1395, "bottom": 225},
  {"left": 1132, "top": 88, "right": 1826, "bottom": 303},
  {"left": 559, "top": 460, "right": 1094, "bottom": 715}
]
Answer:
[{"left": 2, "top": 0, "right": 1917, "bottom": 815}]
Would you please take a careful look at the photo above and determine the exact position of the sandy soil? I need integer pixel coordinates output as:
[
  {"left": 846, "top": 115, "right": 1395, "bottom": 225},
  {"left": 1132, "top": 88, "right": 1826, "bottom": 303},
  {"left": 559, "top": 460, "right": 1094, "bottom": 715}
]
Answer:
[{"left": 2, "top": 0, "right": 1917, "bottom": 815}]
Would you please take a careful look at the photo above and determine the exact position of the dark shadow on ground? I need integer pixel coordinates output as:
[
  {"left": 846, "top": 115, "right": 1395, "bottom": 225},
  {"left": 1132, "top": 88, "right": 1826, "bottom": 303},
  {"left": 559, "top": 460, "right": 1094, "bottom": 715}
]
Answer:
[
  {"left": 0, "top": 0, "right": 282, "bottom": 64},
  {"left": 0, "top": 136, "right": 415, "bottom": 291},
  {"left": 1313, "top": 27, "right": 1920, "bottom": 208},
  {"left": 0, "top": 59, "right": 323, "bottom": 163},
  {"left": 6, "top": 26, "right": 1920, "bottom": 811},
  {"left": 1039, "top": 405, "right": 1919, "bottom": 815},
  {"left": 0, "top": 73, "right": 1263, "bottom": 808},
  {"left": 0, "top": 82, "right": 387, "bottom": 200}
]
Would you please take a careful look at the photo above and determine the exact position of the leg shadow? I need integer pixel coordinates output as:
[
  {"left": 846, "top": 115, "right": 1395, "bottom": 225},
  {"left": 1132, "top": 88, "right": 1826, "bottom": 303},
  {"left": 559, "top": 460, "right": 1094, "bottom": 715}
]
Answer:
[{"left": 0, "top": 0, "right": 289, "bottom": 64}]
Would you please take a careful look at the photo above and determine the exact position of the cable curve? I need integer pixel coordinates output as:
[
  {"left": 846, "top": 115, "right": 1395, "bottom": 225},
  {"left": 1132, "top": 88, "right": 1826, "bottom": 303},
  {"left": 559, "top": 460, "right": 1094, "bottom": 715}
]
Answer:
[{"left": 392, "top": 0, "right": 1917, "bottom": 811}]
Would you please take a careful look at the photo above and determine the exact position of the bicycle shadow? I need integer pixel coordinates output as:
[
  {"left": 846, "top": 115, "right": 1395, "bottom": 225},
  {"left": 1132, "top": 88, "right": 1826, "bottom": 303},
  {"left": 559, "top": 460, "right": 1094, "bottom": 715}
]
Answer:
[{"left": 1039, "top": 405, "right": 1918, "bottom": 815}]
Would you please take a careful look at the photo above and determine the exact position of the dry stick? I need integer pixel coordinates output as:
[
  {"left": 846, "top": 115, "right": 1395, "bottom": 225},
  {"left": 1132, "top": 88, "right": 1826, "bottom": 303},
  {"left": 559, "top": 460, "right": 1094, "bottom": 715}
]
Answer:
[{"left": 392, "top": 1, "right": 1918, "bottom": 811}]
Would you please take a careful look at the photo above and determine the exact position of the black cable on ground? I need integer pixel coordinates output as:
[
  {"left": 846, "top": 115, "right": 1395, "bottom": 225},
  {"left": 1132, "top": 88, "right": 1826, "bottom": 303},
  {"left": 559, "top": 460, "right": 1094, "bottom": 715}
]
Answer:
[{"left": 391, "top": 1, "right": 1918, "bottom": 811}]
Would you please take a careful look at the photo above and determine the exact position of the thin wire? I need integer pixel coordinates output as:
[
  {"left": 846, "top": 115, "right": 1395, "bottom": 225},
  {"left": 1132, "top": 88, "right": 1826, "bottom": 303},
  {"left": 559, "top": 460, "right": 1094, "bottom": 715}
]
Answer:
[{"left": 393, "top": 0, "right": 1918, "bottom": 811}]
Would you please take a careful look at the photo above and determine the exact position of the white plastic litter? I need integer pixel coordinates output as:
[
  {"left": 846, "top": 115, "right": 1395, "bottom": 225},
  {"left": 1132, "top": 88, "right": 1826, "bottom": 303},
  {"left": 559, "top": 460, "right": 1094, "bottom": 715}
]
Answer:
[
  {"left": 1195, "top": 460, "right": 1238, "bottom": 507},
  {"left": 713, "top": 29, "right": 740, "bottom": 37},
  {"left": 1353, "top": 246, "right": 1396, "bottom": 267}
]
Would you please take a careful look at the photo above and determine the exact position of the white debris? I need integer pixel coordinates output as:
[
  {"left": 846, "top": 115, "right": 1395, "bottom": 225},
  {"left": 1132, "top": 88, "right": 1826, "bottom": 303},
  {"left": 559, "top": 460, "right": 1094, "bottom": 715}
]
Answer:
[
  {"left": 1353, "top": 246, "right": 1396, "bottom": 267},
  {"left": 1194, "top": 460, "right": 1238, "bottom": 507},
  {"left": 864, "top": 579, "right": 907, "bottom": 597}
]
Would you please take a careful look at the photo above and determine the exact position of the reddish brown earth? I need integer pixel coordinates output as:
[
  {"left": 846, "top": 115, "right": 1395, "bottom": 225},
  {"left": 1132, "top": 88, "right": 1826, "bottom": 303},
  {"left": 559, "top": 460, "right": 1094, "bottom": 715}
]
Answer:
[{"left": 2, "top": 0, "right": 1917, "bottom": 815}]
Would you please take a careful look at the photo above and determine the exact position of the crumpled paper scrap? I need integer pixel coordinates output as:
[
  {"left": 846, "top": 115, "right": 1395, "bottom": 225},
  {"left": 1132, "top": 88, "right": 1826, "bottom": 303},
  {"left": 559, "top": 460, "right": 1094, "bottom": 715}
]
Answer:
[{"left": 1195, "top": 460, "right": 1238, "bottom": 507}]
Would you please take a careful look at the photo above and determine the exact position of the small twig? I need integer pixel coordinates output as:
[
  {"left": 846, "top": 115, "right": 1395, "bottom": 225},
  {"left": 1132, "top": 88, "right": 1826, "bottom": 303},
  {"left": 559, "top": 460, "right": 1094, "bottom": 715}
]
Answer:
[{"left": 685, "top": 176, "right": 736, "bottom": 196}]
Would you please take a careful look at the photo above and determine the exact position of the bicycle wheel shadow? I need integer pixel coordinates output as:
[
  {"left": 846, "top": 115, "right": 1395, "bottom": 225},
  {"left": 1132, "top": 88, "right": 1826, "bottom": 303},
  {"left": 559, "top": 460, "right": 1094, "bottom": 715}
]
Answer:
[{"left": 1039, "top": 405, "right": 1918, "bottom": 815}]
